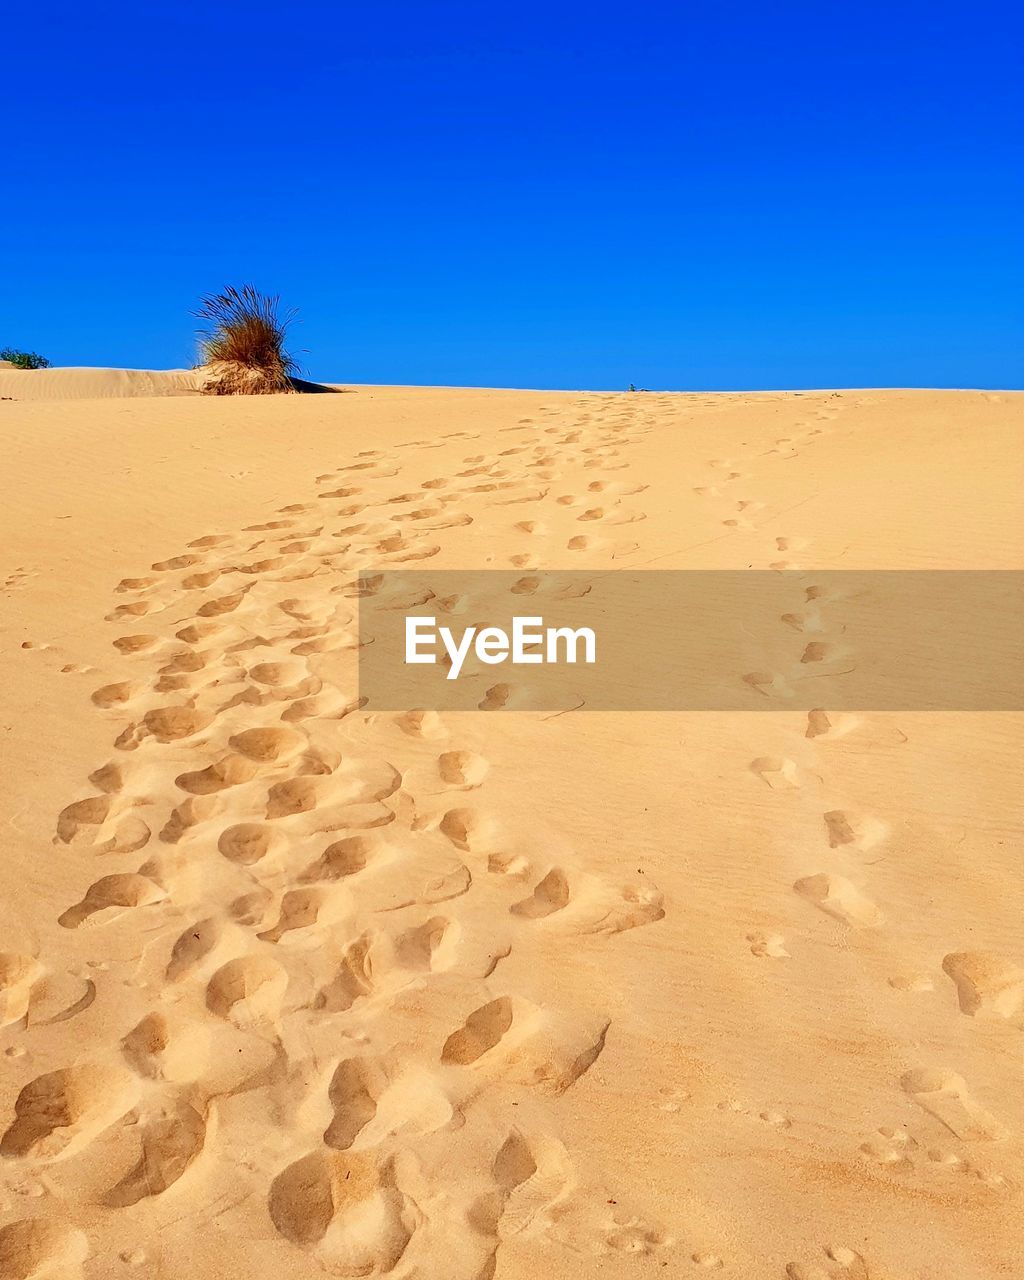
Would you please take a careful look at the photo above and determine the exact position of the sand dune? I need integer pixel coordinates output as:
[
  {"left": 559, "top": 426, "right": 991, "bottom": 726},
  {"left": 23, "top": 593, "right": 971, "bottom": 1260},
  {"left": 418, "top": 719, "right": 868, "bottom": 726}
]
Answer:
[
  {"left": 0, "top": 383, "right": 1020, "bottom": 1278},
  {"left": 0, "top": 367, "right": 205, "bottom": 401}
]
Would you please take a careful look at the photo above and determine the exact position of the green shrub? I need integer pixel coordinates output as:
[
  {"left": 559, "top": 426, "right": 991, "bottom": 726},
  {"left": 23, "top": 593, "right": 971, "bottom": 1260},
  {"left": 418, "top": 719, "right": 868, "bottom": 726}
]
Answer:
[{"left": 1, "top": 347, "right": 50, "bottom": 369}]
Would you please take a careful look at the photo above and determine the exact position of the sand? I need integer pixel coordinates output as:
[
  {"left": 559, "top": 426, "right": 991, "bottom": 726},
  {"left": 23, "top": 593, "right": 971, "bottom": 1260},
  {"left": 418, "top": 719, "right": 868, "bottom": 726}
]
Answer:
[
  {"left": 0, "top": 367, "right": 200, "bottom": 401},
  {"left": 0, "top": 380, "right": 1021, "bottom": 1279}
]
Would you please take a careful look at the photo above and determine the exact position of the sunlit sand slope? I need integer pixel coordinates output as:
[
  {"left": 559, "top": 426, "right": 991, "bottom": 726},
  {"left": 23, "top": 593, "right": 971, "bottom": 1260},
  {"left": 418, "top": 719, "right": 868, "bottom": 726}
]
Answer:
[
  {"left": 0, "top": 367, "right": 201, "bottom": 400},
  {"left": 0, "top": 386, "right": 1020, "bottom": 1279}
]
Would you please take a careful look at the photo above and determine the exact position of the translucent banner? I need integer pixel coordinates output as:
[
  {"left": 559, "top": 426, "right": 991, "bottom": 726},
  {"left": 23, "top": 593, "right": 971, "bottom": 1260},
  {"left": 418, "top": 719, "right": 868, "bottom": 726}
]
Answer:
[{"left": 347, "top": 570, "right": 1024, "bottom": 711}]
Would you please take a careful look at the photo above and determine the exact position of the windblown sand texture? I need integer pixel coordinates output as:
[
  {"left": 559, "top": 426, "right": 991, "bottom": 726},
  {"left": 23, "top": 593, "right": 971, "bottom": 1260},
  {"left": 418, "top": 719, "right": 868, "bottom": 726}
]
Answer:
[{"left": 0, "top": 378, "right": 1021, "bottom": 1279}]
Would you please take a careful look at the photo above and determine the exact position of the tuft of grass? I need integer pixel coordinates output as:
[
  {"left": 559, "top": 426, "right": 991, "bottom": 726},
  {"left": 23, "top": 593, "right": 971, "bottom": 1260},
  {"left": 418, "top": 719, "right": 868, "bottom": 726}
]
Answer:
[
  {"left": 192, "top": 286, "right": 298, "bottom": 395},
  {"left": 1, "top": 347, "right": 50, "bottom": 369}
]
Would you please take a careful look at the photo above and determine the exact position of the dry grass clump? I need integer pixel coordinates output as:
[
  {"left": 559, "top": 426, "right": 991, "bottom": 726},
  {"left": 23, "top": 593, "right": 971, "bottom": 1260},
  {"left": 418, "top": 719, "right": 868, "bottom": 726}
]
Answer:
[{"left": 194, "top": 286, "right": 298, "bottom": 395}]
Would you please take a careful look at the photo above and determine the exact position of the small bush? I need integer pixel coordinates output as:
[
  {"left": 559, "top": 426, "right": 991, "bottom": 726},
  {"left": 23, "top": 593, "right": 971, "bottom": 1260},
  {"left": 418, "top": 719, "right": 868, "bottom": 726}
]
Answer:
[
  {"left": 1, "top": 347, "right": 50, "bottom": 369},
  {"left": 193, "top": 286, "right": 297, "bottom": 395}
]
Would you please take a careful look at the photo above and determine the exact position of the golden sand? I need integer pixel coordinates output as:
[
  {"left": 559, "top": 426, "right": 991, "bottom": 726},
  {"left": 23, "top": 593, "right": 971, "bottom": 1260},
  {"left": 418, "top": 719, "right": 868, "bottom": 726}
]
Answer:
[{"left": 0, "top": 376, "right": 1020, "bottom": 1278}]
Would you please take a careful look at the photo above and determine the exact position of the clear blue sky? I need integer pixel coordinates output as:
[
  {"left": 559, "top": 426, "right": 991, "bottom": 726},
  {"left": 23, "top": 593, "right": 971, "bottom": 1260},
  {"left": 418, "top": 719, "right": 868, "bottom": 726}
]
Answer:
[{"left": 3, "top": 2, "right": 1021, "bottom": 389}]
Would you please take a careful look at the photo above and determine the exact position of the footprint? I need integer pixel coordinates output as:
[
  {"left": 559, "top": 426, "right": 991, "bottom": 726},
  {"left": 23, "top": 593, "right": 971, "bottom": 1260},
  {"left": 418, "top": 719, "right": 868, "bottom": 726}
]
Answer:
[
  {"left": 181, "top": 569, "right": 221, "bottom": 589},
  {"left": 442, "top": 997, "right": 516, "bottom": 1065},
  {"left": 859, "top": 1125, "right": 917, "bottom": 1170},
  {"left": 395, "top": 916, "right": 458, "bottom": 971},
  {"left": 176, "top": 621, "right": 223, "bottom": 643},
  {"left": 88, "top": 762, "right": 123, "bottom": 794},
  {"left": 805, "top": 709, "right": 861, "bottom": 740},
  {"left": 942, "top": 952, "right": 1024, "bottom": 1019},
  {"left": 113, "top": 633, "right": 159, "bottom": 653},
  {"left": 781, "top": 609, "right": 826, "bottom": 634},
  {"left": 392, "top": 506, "right": 443, "bottom": 523},
  {"left": 901, "top": 1068, "right": 1008, "bottom": 1141},
  {"left": 58, "top": 874, "right": 166, "bottom": 928},
  {"left": 479, "top": 683, "right": 512, "bottom": 710},
  {"left": 691, "top": 1251, "right": 725, "bottom": 1269},
  {"left": 491, "top": 1128, "right": 575, "bottom": 1239},
  {"left": 143, "top": 706, "right": 213, "bottom": 742},
  {"left": 258, "top": 888, "right": 341, "bottom": 943},
  {"left": 175, "top": 754, "right": 260, "bottom": 795},
  {"left": 887, "top": 971, "right": 934, "bottom": 993},
  {"left": 785, "top": 1246, "right": 870, "bottom": 1280},
  {"left": 0, "top": 953, "right": 45, "bottom": 1028},
  {"left": 583, "top": 884, "right": 665, "bottom": 934},
  {"left": 266, "top": 777, "right": 321, "bottom": 818},
  {"left": 120, "top": 1012, "right": 200, "bottom": 1081},
  {"left": 196, "top": 590, "right": 248, "bottom": 618},
  {"left": 324, "top": 1057, "right": 386, "bottom": 1150},
  {"left": 237, "top": 556, "right": 287, "bottom": 575},
  {"left": 158, "top": 649, "right": 208, "bottom": 675},
  {"left": 188, "top": 534, "right": 233, "bottom": 549},
  {"left": 106, "top": 599, "right": 154, "bottom": 619},
  {"left": 105, "top": 1101, "right": 208, "bottom": 1206},
  {"left": 229, "top": 726, "right": 306, "bottom": 762},
  {"left": 396, "top": 708, "right": 445, "bottom": 739},
  {"left": 268, "top": 1150, "right": 413, "bottom": 1273},
  {"left": 439, "top": 750, "right": 489, "bottom": 788},
  {"left": 800, "top": 641, "right": 839, "bottom": 664},
  {"left": 206, "top": 955, "right": 288, "bottom": 1026},
  {"left": 54, "top": 796, "right": 112, "bottom": 845},
  {"left": 301, "top": 835, "right": 379, "bottom": 882},
  {"left": 511, "top": 869, "right": 570, "bottom": 919},
  {"left": 0, "top": 1220, "right": 89, "bottom": 1279},
  {"left": 438, "top": 808, "right": 488, "bottom": 852},
  {"left": 160, "top": 793, "right": 224, "bottom": 843},
  {"left": 218, "top": 822, "right": 284, "bottom": 865},
  {"left": 91, "top": 680, "right": 139, "bottom": 708},
  {"left": 0, "top": 1062, "right": 133, "bottom": 1161},
  {"left": 747, "top": 932, "right": 789, "bottom": 959},
  {"left": 249, "top": 659, "right": 306, "bottom": 687},
  {"left": 822, "top": 810, "right": 887, "bottom": 851},
  {"left": 319, "top": 486, "right": 362, "bottom": 499},
  {"left": 318, "top": 934, "right": 379, "bottom": 1011},
  {"left": 55, "top": 788, "right": 138, "bottom": 849},
  {"left": 152, "top": 554, "right": 201, "bottom": 571},
  {"left": 742, "top": 670, "right": 794, "bottom": 699},
  {"left": 165, "top": 917, "right": 225, "bottom": 982},
  {"left": 793, "top": 874, "right": 883, "bottom": 928},
  {"left": 749, "top": 757, "right": 800, "bottom": 788}
]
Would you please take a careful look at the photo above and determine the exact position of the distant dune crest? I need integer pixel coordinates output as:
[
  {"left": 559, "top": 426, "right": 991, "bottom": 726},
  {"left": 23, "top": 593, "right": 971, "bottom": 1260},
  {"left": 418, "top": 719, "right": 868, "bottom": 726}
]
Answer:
[{"left": 0, "top": 366, "right": 201, "bottom": 400}]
